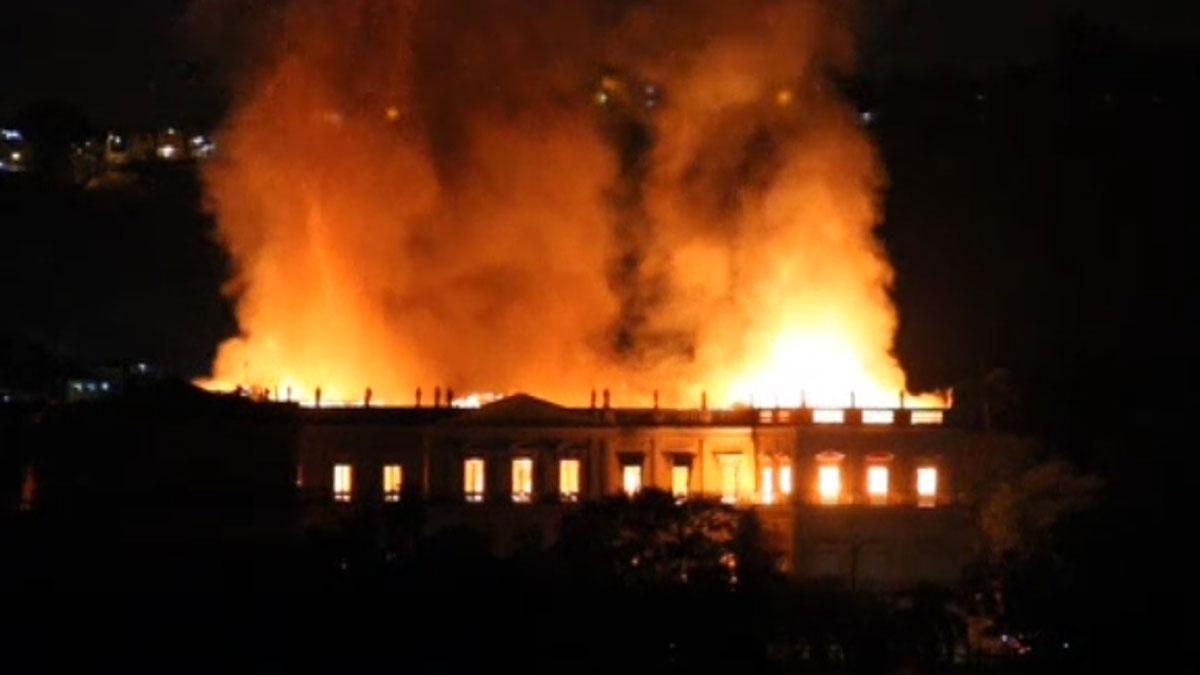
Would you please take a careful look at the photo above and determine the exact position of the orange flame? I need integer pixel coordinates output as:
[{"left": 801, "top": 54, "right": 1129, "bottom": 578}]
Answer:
[{"left": 196, "top": 0, "right": 946, "bottom": 410}]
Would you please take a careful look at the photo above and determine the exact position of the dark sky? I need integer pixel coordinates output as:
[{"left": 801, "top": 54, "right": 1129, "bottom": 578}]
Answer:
[
  {"left": 0, "top": 0, "right": 216, "bottom": 128},
  {"left": 1, "top": 1, "right": 1194, "bottom": 127}
]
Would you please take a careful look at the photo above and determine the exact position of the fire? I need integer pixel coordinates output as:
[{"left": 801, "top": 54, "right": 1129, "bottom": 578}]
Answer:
[{"left": 195, "top": 0, "right": 947, "bottom": 411}]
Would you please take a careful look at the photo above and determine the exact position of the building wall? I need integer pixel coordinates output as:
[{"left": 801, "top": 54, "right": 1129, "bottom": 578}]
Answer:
[{"left": 295, "top": 406, "right": 976, "bottom": 589}]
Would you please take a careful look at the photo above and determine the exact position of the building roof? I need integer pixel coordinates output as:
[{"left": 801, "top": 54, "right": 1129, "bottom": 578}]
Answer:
[{"left": 451, "top": 393, "right": 596, "bottom": 427}]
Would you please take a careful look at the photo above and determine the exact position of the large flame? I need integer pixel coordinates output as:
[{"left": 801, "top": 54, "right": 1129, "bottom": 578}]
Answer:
[{"left": 196, "top": 0, "right": 945, "bottom": 409}]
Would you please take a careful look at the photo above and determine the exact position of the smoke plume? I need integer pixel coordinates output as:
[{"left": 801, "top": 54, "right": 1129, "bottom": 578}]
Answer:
[{"left": 200, "top": 0, "right": 928, "bottom": 408}]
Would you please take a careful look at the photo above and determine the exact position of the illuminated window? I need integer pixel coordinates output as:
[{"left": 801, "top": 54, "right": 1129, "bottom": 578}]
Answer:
[
  {"left": 761, "top": 466, "right": 775, "bottom": 505},
  {"left": 383, "top": 464, "right": 403, "bottom": 502},
  {"left": 813, "top": 409, "right": 845, "bottom": 424},
  {"left": 867, "top": 465, "right": 889, "bottom": 505},
  {"left": 917, "top": 467, "right": 938, "bottom": 507},
  {"left": 464, "top": 458, "right": 485, "bottom": 503},
  {"left": 911, "top": 410, "right": 944, "bottom": 425},
  {"left": 671, "top": 465, "right": 690, "bottom": 501},
  {"left": 818, "top": 465, "right": 841, "bottom": 505},
  {"left": 559, "top": 459, "right": 580, "bottom": 501},
  {"left": 719, "top": 458, "right": 739, "bottom": 505},
  {"left": 622, "top": 464, "right": 642, "bottom": 497},
  {"left": 863, "top": 409, "right": 895, "bottom": 425},
  {"left": 779, "top": 465, "right": 793, "bottom": 496},
  {"left": 333, "top": 463, "right": 353, "bottom": 503},
  {"left": 512, "top": 458, "right": 533, "bottom": 503}
]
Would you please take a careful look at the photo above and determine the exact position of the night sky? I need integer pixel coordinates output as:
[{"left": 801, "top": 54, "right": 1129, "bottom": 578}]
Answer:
[
  {"left": 1, "top": 1, "right": 1196, "bottom": 449},
  {"left": 2, "top": 1, "right": 1194, "bottom": 125}
]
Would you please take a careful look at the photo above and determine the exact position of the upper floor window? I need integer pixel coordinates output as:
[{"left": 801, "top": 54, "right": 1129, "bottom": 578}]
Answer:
[
  {"left": 816, "top": 452, "right": 843, "bottom": 505},
  {"left": 817, "top": 465, "right": 841, "bottom": 505},
  {"left": 333, "top": 463, "right": 353, "bottom": 503},
  {"left": 464, "top": 458, "right": 486, "bottom": 503},
  {"left": 866, "top": 465, "right": 889, "bottom": 505},
  {"left": 383, "top": 464, "right": 403, "bottom": 502},
  {"left": 512, "top": 458, "right": 533, "bottom": 503},
  {"left": 916, "top": 466, "right": 938, "bottom": 507},
  {"left": 559, "top": 459, "right": 581, "bottom": 501}
]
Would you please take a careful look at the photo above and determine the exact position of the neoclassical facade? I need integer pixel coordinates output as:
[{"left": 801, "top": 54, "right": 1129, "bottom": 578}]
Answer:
[{"left": 297, "top": 394, "right": 976, "bottom": 589}]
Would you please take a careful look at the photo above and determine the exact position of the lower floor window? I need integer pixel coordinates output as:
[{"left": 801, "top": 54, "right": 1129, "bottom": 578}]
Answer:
[
  {"left": 761, "top": 466, "right": 774, "bottom": 504},
  {"left": 512, "top": 458, "right": 533, "bottom": 503},
  {"left": 464, "top": 458, "right": 485, "bottom": 502},
  {"left": 559, "top": 459, "right": 580, "bottom": 501},
  {"left": 333, "top": 463, "right": 353, "bottom": 503},
  {"left": 671, "top": 464, "right": 690, "bottom": 501},
  {"left": 622, "top": 464, "right": 642, "bottom": 497},
  {"left": 719, "top": 457, "right": 739, "bottom": 505},
  {"left": 383, "top": 464, "right": 403, "bottom": 502},
  {"left": 917, "top": 466, "right": 938, "bottom": 507}
]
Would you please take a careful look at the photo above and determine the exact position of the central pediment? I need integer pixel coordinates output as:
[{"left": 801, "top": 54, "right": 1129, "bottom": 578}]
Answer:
[{"left": 450, "top": 393, "right": 595, "bottom": 426}]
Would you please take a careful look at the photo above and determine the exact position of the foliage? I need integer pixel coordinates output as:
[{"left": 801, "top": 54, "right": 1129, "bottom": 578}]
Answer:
[
  {"left": 556, "top": 488, "right": 780, "bottom": 590},
  {"left": 978, "top": 458, "right": 1102, "bottom": 562},
  {"left": 955, "top": 433, "right": 1101, "bottom": 563}
]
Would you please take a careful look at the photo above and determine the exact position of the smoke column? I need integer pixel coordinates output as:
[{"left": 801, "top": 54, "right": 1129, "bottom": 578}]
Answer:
[{"left": 198, "top": 0, "right": 935, "bottom": 408}]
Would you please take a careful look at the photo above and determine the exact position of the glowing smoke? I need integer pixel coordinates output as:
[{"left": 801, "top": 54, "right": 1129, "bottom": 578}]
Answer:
[{"left": 197, "top": 0, "right": 939, "bottom": 408}]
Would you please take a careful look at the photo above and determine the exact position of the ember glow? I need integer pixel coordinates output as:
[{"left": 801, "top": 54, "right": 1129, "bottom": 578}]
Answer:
[{"left": 197, "top": 0, "right": 947, "bottom": 410}]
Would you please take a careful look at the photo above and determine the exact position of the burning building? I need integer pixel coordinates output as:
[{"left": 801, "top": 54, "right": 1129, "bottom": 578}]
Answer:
[
  {"left": 187, "top": 0, "right": 970, "bottom": 587},
  {"left": 295, "top": 392, "right": 969, "bottom": 589}
]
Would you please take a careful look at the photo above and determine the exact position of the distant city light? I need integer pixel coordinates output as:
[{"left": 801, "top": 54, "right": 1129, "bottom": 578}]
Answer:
[{"left": 1, "top": 129, "right": 21, "bottom": 141}]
